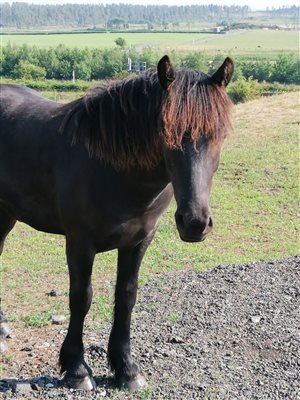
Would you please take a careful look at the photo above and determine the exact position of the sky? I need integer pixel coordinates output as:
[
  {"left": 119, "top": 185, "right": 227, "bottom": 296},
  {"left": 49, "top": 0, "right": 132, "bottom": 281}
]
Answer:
[{"left": 2, "top": 0, "right": 296, "bottom": 11}]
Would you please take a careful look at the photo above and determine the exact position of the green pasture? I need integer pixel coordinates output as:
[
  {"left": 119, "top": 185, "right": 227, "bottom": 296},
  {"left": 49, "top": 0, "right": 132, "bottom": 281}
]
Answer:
[
  {"left": 1, "top": 91, "right": 299, "bottom": 335},
  {"left": 1, "top": 29, "right": 298, "bottom": 55},
  {"left": 0, "top": 31, "right": 209, "bottom": 51},
  {"left": 198, "top": 29, "right": 298, "bottom": 56}
]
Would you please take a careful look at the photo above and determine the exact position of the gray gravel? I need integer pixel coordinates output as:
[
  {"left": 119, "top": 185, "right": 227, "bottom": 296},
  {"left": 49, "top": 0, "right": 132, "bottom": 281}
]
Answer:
[{"left": 1, "top": 256, "right": 299, "bottom": 399}]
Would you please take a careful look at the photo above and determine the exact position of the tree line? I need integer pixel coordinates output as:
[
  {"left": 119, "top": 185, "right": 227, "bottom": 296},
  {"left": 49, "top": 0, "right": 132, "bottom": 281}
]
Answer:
[
  {"left": 1, "top": 43, "right": 299, "bottom": 85},
  {"left": 1, "top": 3, "right": 250, "bottom": 29}
]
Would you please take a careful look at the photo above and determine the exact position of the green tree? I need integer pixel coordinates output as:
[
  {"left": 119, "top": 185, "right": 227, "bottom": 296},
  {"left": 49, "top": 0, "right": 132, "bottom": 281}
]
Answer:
[
  {"left": 182, "top": 52, "right": 208, "bottom": 72},
  {"left": 13, "top": 60, "right": 46, "bottom": 80},
  {"left": 74, "top": 61, "right": 92, "bottom": 80},
  {"left": 115, "top": 37, "right": 126, "bottom": 48}
]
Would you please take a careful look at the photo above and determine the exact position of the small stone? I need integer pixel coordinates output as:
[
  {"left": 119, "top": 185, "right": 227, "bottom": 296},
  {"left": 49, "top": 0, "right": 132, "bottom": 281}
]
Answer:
[
  {"left": 31, "top": 383, "right": 39, "bottom": 391},
  {"left": 100, "top": 389, "right": 107, "bottom": 396},
  {"left": 50, "top": 315, "right": 66, "bottom": 325},
  {"left": 169, "top": 336, "right": 184, "bottom": 344},
  {"left": 21, "top": 346, "right": 32, "bottom": 352},
  {"left": 251, "top": 315, "right": 261, "bottom": 324},
  {"left": 47, "top": 289, "right": 58, "bottom": 297},
  {"left": 45, "top": 383, "right": 55, "bottom": 389},
  {"left": 15, "top": 382, "right": 32, "bottom": 394}
]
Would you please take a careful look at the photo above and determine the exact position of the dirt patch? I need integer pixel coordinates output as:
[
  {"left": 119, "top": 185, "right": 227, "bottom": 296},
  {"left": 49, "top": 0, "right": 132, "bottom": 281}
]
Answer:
[{"left": 1, "top": 256, "right": 299, "bottom": 399}]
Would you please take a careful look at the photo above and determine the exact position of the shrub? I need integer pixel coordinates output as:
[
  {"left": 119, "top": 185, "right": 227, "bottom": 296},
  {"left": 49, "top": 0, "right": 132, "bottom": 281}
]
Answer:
[
  {"left": 227, "top": 77, "right": 262, "bottom": 104},
  {"left": 271, "top": 53, "right": 300, "bottom": 84},
  {"left": 115, "top": 37, "right": 127, "bottom": 48}
]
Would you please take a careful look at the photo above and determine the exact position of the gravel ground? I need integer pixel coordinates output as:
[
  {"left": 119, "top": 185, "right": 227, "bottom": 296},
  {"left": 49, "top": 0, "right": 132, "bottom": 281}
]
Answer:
[{"left": 1, "top": 256, "right": 299, "bottom": 399}]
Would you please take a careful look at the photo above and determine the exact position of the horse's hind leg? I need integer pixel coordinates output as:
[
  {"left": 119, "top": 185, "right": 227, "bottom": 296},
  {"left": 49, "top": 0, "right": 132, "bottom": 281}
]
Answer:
[
  {"left": 0, "top": 209, "right": 16, "bottom": 255},
  {"left": 59, "top": 235, "right": 96, "bottom": 390},
  {"left": 108, "top": 232, "right": 155, "bottom": 391},
  {"left": 0, "top": 209, "right": 16, "bottom": 352}
]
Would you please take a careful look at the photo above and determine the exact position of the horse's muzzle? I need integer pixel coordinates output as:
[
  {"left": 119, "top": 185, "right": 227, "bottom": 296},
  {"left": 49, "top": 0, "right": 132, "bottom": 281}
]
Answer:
[{"left": 175, "top": 211, "right": 213, "bottom": 242}]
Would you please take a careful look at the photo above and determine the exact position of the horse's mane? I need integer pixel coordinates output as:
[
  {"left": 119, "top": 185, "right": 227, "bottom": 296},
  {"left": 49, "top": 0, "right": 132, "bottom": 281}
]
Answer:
[{"left": 61, "top": 69, "right": 232, "bottom": 170}]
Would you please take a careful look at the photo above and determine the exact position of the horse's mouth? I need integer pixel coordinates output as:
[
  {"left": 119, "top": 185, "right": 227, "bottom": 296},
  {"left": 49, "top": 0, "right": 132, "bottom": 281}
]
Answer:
[
  {"left": 178, "top": 232, "right": 207, "bottom": 243},
  {"left": 175, "top": 213, "right": 210, "bottom": 243}
]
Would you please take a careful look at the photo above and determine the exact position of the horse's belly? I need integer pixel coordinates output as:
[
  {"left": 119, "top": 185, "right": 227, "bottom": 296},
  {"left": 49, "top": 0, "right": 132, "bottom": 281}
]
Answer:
[{"left": 18, "top": 208, "right": 63, "bottom": 234}]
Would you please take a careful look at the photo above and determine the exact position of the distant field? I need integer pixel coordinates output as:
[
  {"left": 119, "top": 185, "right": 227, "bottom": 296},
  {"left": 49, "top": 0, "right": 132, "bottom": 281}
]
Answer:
[
  {"left": 1, "top": 29, "right": 298, "bottom": 55},
  {"left": 199, "top": 29, "right": 298, "bottom": 55},
  {"left": 1, "top": 31, "right": 209, "bottom": 51}
]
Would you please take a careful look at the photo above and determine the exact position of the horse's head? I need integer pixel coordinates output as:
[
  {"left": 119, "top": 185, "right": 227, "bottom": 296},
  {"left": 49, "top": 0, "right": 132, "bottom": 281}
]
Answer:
[{"left": 158, "top": 55, "right": 234, "bottom": 242}]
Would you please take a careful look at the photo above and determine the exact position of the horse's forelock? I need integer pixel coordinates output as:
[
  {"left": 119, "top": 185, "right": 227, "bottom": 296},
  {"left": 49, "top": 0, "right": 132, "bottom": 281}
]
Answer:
[{"left": 162, "top": 70, "right": 233, "bottom": 149}]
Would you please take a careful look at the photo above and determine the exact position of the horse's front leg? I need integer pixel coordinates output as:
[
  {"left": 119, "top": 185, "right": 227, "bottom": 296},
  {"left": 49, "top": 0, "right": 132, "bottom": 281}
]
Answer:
[
  {"left": 108, "top": 232, "right": 155, "bottom": 392},
  {"left": 59, "top": 236, "right": 96, "bottom": 390}
]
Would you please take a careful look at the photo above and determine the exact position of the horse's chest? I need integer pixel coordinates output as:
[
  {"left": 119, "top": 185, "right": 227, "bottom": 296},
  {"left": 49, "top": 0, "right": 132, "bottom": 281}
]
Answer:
[
  {"left": 94, "top": 214, "right": 158, "bottom": 252},
  {"left": 93, "top": 186, "right": 173, "bottom": 252}
]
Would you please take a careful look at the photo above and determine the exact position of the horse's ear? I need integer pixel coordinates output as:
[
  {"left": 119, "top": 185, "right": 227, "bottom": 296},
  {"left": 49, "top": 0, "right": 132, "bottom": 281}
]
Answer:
[
  {"left": 211, "top": 57, "right": 234, "bottom": 87},
  {"left": 157, "top": 55, "right": 176, "bottom": 90}
]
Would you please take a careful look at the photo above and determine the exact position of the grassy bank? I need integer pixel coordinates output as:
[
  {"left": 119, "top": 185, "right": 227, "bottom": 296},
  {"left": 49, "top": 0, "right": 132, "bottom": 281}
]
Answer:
[{"left": 0, "top": 92, "right": 299, "bottom": 337}]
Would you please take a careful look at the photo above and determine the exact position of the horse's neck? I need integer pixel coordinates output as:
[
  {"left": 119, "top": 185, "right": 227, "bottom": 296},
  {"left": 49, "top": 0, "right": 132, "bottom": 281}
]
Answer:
[{"left": 126, "top": 159, "right": 170, "bottom": 196}]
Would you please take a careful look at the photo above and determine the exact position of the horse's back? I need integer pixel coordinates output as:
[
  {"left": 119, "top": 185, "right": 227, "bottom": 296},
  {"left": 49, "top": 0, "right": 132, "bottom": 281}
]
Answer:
[
  {"left": 0, "top": 84, "right": 63, "bottom": 162},
  {"left": 0, "top": 84, "right": 60, "bottom": 120}
]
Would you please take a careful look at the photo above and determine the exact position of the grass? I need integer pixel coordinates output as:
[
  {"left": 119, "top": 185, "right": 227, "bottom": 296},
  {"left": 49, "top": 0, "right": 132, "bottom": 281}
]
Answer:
[
  {"left": 196, "top": 29, "right": 298, "bottom": 56},
  {"left": 24, "top": 312, "right": 51, "bottom": 328},
  {"left": 167, "top": 311, "right": 181, "bottom": 323},
  {"left": 0, "top": 91, "right": 299, "bottom": 339},
  {"left": 1, "top": 29, "right": 298, "bottom": 55}
]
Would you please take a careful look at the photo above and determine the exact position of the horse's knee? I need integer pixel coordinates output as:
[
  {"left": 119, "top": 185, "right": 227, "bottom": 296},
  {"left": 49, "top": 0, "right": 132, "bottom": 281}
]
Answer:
[{"left": 69, "top": 284, "right": 93, "bottom": 315}]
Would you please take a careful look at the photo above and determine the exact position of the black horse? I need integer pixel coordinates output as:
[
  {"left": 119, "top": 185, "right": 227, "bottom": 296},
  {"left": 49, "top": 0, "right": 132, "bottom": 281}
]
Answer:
[{"left": 0, "top": 55, "right": 233, "bottom": 391}]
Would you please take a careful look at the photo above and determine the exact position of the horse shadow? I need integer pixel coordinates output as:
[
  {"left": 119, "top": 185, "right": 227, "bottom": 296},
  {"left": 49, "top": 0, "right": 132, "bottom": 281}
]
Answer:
[{"left": 0, "top": 374, "right": 116, "bottom": 394}]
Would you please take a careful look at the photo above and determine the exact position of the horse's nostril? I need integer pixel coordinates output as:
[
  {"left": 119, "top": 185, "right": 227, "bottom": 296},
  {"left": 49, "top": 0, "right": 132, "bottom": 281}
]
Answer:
[{"left": 208, "top": 216, "right": 213, "bottom": 228}]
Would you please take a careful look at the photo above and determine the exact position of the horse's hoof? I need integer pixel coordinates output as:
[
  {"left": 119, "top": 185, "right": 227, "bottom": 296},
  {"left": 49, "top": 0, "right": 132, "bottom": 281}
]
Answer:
[
  {"left": 0, "top": 322, "right": 12, "bottom": 338},
  {"left": 0, "top": 339, "right": 8, "bottom": 353},
  {"left": 121, "top": 373, "right": 147, "bottom": 393},
  {"left": 62, "top": 375, "right": 96, "bottom": 390}
]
